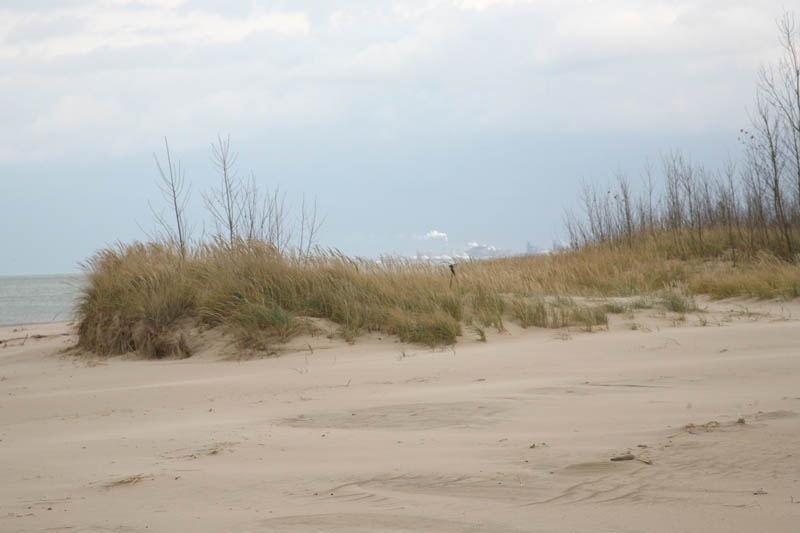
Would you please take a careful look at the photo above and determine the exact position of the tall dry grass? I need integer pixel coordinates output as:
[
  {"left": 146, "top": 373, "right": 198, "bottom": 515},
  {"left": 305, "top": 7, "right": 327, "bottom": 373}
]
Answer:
[
  {"left": 75, "top": 233, "right": 800, "bottom": 358},
  {"left": 74, "top": 240, "right": 622, "bottom": 358}
]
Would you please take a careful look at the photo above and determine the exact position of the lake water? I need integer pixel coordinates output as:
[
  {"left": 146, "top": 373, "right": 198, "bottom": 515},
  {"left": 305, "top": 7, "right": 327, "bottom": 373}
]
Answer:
[{"left": 0, "top": 274, "right": 86, "bottom": 326}]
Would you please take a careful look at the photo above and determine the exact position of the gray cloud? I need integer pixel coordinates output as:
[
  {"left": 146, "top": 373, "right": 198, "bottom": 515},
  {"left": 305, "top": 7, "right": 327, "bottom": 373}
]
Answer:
[
  {"left": 0, "top": 0, "right": 786, "bottom": 164},
  {"left": 4, "top": 13, "right": 86, "bottom": 45}
]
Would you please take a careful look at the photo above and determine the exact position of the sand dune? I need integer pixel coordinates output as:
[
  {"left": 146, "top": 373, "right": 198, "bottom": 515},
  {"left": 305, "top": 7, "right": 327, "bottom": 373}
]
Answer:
[{"left": 1, "top": 299, "right": 799, "bottom": 532}]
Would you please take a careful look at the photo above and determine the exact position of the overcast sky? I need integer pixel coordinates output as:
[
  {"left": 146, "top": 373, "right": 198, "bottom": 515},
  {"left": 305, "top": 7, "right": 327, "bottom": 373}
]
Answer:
[{"left": 0, "top": 0, "right": 791, "bottom": 274}]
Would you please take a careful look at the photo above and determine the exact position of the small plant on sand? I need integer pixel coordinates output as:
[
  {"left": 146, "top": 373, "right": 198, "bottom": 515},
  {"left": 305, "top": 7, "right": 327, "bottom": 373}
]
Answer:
[
  {"left": 630, "top": 297, "right": 654, "bottom": 310},
  {"left": 471, "top": 324, "right": 487, "bottom": 342},
  {"left": 388, "top": 311, "right": 461, "bottom": 347},
  {"left": 603, "top": 301, "right": 629, "bottom": 314},
  {"left": 660, "top": 289, "right": 698, "bottom": 314},
  {"left": 512, "top": 297, "right": 548, "bottom": 328},
  {"left": 472, "top": 284, "right": 505, "bottom": 331},
  {"left": 569, "top": 305, "right": 609, "bottom": 332},
  {"left": 339, "top": 325, "right": 359, "bottom": 344}
]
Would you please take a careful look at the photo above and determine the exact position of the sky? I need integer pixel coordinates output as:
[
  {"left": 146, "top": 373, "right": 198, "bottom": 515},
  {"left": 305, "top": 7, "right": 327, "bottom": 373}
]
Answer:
[{"left": 0, "top": 0, "right": 792, "bottom": 274}]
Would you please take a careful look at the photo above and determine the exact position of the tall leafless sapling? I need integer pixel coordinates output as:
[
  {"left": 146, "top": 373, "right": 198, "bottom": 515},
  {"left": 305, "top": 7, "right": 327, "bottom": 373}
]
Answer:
[
  {"left": 151, "top": 137, "right": 191, "bottom": 257},
  {"left": 204, "top": 135, "right": 241, "bottom": 247},
  {"left": 759, "top": 12, "right": 800, "bottom": 221},
  {"left": 298, "top": 193, "right": 325, "bottom": 256}
]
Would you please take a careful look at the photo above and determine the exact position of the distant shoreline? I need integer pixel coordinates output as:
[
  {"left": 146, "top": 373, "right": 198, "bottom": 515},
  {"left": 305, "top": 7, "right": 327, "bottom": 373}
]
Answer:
[
  {"left": 0, "top": 319, "right": 75, "bottom": 329},
  {"left": 0, "top": 274, "right": 84, "bottom": 327},
  {"left": 0, "top": 272, "right": 83, "bottom": 279}
]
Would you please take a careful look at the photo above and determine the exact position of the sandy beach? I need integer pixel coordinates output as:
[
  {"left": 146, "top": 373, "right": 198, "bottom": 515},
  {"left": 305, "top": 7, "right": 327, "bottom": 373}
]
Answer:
[{"left": 1, "top": 299, "right": 799, "bottom": 532}]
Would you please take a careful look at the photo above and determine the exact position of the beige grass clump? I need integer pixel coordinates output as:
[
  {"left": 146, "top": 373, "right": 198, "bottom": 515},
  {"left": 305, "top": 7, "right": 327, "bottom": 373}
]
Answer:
[{"left": 76, "top": 233, "right": 799, "bottom": 358}]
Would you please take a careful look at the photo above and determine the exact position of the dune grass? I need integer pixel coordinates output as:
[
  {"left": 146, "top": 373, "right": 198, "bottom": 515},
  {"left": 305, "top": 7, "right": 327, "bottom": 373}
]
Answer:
[
  {"left": 75, "top": 232, "right": 800, "bottom": 358},
  {"left": 76, "top": 241, "right": 610, "bottom": 357}
]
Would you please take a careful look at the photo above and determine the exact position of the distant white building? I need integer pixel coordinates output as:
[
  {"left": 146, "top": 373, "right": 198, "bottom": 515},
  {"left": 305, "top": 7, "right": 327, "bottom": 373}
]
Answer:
[{"left": 465, "top": 242, "right": 516, "bottom": 259}]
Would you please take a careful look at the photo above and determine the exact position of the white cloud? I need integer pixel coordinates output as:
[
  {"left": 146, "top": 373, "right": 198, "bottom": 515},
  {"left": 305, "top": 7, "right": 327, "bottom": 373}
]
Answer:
[
  {"left": 0, "top": 1, "right": 790, "bottom": 163},
  {"left": 0, "top": 4, "right": 309, "bottom": 60},
  {"left": 109, "top": 0, "right": 185, "bottom": 6},
  {"left": 424, "top": 230, "right": 448, "bottom": 241},
  {"left": 465, "top": 242, "right": 517, "bottom": 259},
  {"left": 454, "top": 0, "right": 521, "bottom": 12}
]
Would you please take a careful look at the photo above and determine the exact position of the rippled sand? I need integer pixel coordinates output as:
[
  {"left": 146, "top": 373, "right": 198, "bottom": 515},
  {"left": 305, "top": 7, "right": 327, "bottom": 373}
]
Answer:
[{"left": 2, "top": 299, "right": 799, "bottom": 532}]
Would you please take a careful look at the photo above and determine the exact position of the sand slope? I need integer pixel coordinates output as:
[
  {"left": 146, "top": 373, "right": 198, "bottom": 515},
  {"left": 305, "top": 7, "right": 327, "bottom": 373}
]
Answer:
[{"left": 1, "top": 300, "right": 799, "bottom": 532}]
